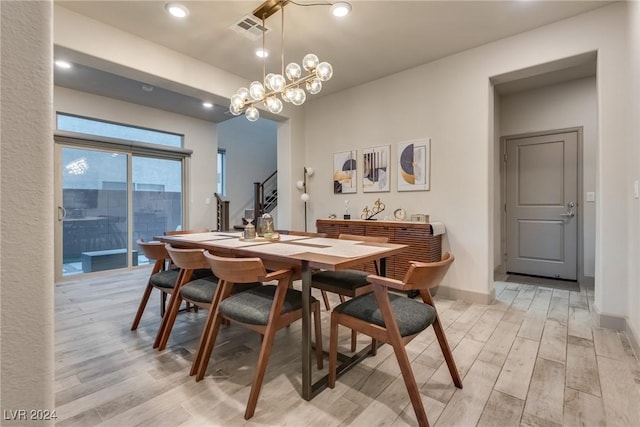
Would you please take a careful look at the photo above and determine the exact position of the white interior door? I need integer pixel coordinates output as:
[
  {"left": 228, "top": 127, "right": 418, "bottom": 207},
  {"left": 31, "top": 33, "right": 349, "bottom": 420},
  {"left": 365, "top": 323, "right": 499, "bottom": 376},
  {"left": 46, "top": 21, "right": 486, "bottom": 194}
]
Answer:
[{"left": 506, "top": 131, "right": 578, "bottom": 280}]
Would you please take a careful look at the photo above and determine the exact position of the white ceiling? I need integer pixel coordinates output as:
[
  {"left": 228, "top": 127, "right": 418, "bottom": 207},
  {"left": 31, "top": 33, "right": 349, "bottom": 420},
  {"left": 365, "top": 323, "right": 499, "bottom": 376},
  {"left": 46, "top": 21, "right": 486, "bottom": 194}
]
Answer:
[{"left": 54, "top": 0, "right": 609, "bottom": 122}]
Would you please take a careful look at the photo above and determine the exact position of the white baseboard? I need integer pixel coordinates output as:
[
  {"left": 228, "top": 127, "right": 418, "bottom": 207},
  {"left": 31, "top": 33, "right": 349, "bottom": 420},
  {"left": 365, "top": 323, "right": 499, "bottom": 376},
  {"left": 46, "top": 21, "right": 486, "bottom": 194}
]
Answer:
[
  {"left": 433, "top": 285, "right": 495, "bottom": 305},
  {"left": 581, "top": 275, "right": 595, "bottom": 287},
  {"left": 626, "top": 321, "right": 640, "bottom": 363},
  {"left": 592, "top": 303, "right": 640, "bottom": 362},
  {"left": 593, "top": 304, "right": 627, "bottom": 330}
]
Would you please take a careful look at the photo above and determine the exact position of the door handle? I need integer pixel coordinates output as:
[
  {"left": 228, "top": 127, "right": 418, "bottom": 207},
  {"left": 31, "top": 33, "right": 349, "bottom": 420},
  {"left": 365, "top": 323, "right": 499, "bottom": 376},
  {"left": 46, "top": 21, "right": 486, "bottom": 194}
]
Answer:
[
  {"left": 561, "top": 201, "right": 575, "bottom": 219},
  {"left": 58, "top": 206, "right": 66, "bottom": 221}
]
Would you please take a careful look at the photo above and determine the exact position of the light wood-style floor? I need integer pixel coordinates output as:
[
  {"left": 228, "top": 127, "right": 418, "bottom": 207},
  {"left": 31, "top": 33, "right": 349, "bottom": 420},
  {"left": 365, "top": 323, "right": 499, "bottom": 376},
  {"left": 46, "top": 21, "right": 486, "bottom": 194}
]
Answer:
[{"left": 55, "top": 267, "right": 640, "bottom": 426}]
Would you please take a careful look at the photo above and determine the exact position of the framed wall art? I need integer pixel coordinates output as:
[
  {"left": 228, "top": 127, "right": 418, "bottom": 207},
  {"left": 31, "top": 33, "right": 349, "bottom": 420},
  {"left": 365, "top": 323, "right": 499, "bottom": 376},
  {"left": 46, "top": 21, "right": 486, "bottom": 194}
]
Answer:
[
  {"left": 362, "top": 145, "right": 390, "bottom": 193},
  {"left": 333, "top": 150, "right": 357, "bottom": 194},
  {"left": 397, "top": 139, "right": 430, "bottom": 191}
]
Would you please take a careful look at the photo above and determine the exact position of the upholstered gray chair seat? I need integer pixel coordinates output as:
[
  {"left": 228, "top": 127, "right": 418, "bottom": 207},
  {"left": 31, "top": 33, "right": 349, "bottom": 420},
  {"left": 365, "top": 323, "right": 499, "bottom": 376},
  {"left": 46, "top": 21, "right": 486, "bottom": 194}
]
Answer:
[
  {"left": 220, "top": 285, "right": 318, "bottom": 325},
  {"left": 150, "top": 267, "right": 213, "bottom": 290},
  {"left": 311, "top": 269, "right": 370, "bottom": 291},
  {"left": 333, "top": 293, "right": 436, "bottom": 337},
  {"left": 179, "top": 276, "right": 219, "bottom": 304},
  {"left": 150, "top": 269, "right": 180, "bottom": 289}
]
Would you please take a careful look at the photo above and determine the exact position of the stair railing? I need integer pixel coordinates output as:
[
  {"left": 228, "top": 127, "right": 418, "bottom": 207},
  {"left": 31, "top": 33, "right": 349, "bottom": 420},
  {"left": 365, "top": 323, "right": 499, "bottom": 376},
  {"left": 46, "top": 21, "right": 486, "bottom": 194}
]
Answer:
[
  {"left": 214, "top": 193, "right": 230, "bottom": 231},
  {"left": 254, "top": 170, "right": 277, "bottom": 216}
]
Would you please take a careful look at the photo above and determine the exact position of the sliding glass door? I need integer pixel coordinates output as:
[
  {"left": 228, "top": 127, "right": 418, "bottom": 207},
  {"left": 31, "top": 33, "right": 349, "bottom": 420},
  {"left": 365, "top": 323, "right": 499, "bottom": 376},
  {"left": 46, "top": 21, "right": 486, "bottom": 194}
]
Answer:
[
  {"left": 132, "top": 156, "right": 183, "bottom": 263},
  {"left": 58, "top": 147, "right": 129, "bottom": 276},
  {"left": 56, "top": 147, "right": 184, "bottom": 278}
]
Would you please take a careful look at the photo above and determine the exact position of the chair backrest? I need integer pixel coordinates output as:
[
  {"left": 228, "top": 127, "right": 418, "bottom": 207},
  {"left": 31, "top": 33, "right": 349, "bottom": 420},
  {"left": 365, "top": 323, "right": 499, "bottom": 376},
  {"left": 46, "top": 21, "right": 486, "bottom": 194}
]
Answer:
[
  {"left": 165, "top": 244, "right": 210, "bottom": 270},
  {"left": 164, "top": 227, "right": 210, "bottom": 236},
  {"left": 339, "top": 233, "right": 388, "bottom": 274},
  {"left": 338, "top": 233, "right": 388, "bottom": 244},
  {"left": 403, "top": 252, "right": 454, "bottom": 290},
  {"left": 282, "top": 230, "right": 327, "bottom": 238},
  {"left": 203, "top": 252, "right": 267, "bottom": 283},
  {"left": 137, "top": 239, "right": 169, "bottom": 261}
]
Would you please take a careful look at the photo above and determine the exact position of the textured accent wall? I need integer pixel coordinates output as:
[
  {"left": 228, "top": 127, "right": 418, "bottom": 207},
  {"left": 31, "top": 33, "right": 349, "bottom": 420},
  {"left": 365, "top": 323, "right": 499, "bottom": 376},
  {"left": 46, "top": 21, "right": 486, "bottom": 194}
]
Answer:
[{"left": 1, "top": 0, "right": 55, "bottom": 421}]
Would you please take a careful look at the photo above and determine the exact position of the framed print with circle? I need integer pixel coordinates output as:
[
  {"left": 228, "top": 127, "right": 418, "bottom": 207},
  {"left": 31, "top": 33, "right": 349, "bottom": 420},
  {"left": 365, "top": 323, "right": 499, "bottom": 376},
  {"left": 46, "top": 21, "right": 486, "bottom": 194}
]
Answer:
[
  {"left": 333, "top": 150, "right": 357, "bottom": 194},
  {"left": 398, "top": 139, "right": 430, "bottom": 191},
  {"left": 362, "top": 145, "right": 390, "bottom": 193}
]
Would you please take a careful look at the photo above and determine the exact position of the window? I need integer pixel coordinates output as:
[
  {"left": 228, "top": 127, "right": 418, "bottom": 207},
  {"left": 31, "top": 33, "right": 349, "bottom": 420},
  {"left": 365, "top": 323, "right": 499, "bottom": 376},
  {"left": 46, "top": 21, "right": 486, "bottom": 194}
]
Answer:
[
  {"left": 217, "top": 149, "right": 226, "bottom": 195},
  {"left": 57, "top": 113, "right": 183, "bottom": 148}
]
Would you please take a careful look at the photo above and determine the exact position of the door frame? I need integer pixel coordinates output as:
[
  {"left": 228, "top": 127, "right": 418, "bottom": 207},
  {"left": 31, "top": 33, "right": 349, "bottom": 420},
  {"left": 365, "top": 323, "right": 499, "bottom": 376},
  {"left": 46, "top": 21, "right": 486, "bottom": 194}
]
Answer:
[{"left": 500, "top": 127, "right": 584, "bottom": 284}]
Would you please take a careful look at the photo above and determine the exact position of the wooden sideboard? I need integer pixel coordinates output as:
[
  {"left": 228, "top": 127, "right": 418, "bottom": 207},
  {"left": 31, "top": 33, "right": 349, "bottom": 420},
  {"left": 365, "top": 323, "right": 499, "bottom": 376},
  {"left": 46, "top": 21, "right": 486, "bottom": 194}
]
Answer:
[{"left": 316, "top": 219, "right": 442, "bottom": 281}]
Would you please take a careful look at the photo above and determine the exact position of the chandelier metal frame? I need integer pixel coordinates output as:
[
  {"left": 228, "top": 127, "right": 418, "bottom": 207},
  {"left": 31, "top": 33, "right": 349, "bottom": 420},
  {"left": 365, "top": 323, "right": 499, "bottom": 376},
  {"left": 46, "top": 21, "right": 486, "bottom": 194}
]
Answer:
[{"left": 229, "top": 0, "right": 334, "bottom": 121}]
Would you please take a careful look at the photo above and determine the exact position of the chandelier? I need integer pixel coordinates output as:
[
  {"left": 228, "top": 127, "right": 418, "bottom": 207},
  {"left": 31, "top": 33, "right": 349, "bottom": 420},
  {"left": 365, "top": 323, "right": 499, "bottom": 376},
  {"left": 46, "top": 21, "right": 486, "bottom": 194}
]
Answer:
[{"left": 229, "top": 0, "right": 334, "bottom": 121}]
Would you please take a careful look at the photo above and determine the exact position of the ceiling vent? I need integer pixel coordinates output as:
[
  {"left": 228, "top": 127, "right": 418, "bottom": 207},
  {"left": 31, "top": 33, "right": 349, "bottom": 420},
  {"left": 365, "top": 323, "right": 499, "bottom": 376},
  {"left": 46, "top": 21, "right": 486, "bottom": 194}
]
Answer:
[{"left": 230, "top": 15, "right": 271, "bottom": 41}]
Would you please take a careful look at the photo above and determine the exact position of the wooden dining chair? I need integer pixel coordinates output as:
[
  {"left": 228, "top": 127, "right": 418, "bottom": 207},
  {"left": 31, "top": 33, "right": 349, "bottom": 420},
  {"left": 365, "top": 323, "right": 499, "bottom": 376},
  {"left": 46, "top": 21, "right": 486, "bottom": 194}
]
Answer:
[
  {"left": 193, "top": 252, "right": 324, "bottom": 420},
  {"left": 311, "top": 233, "right": 389, "bottom": 350},
  {"left": 131, "top": 239, "right": 179, "bottom": 330},
  {"left": 153, "top": 244, "right": 220, "bottom": 350},
  {"left": 328, "top": 252, "right": 461, "bottom": 427}
]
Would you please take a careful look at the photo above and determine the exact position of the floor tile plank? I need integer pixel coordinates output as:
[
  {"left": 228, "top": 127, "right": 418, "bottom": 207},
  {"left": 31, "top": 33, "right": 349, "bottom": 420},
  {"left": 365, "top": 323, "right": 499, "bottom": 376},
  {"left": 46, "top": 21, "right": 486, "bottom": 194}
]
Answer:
[
  {"left": 521, "top": 358, "right": 565, "bottom": 426},
  {"left": 493, "top": 337, "right": 539, "bottom": 400}
]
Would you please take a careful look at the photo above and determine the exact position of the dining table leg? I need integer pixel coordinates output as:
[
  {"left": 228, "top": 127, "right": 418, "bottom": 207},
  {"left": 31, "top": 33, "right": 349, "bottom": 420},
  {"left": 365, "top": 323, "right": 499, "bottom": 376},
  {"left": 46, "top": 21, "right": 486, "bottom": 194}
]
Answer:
[{"left": 300, "top": 260, "right": 312, "bottom": 401}]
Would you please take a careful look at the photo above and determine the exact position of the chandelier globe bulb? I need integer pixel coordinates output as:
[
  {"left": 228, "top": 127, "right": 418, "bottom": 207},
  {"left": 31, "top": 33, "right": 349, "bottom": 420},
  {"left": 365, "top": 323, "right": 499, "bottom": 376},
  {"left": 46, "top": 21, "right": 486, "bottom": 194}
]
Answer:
[
  {"left": 231, "top": 94, "right": 244, "bottom": 109},
  {"left": 245, "top": 106, "right": 260, "bottom": 121},
  {"left": 249, "top": 81, "right": 265, "bottom": 100},
  {"left": 316, "top": 62, "right": 333, "bottom": 81},
  {"left": 270, "top": 74, "right": 286, "bottom": 92},
  {"left": 237, "top": 87, "right": 250, "bottom": 101},
  {"left": 266, "top": 96, "right": 283, "bottom": 114},
  {"left": 285, "top": 63, "right": 302, "bottom": 80},
  {"left": 264, "top": 73, "right": 275, "bottom": 90},
  {"left": 302, "top": 54, "right": 319, "bottom": 71},
  {"left": 291, "top": 88, "right": 306, "bottom": 106},
  {"left": 229, "top": 104, "right": 242, "bottom": 116},
  {"left": 306, "top": 78, "right": 322, "bottom": 94}
]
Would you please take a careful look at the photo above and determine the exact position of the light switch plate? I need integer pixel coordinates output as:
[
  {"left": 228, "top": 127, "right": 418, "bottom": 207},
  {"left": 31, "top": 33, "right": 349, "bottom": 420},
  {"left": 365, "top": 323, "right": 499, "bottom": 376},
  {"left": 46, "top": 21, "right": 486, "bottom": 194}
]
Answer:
[
  {"left": 586, "top": 192, "right": 595, "bottom": 202},
  {"left": 634, "top": 181, "right": 639, "bottom": 199}
]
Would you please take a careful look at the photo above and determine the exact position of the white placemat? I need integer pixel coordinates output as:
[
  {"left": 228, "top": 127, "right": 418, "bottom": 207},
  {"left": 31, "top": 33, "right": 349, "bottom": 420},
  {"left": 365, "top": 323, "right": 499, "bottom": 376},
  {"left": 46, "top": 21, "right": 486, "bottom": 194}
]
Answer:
[
  {"left": 209, "top": 238, "right": 272, "bottom": 248},
  {"left": 240, "top": 242, "right": 307, "bottom": 256},
  {"left": 294, "top": 237, "right": 360, "bottom": 247},
  {"left": 170, "top": 232, "right": 233, "bottom": 242},
  {"left": 305, "top": 244, "right": 390, "bottom": 258}
]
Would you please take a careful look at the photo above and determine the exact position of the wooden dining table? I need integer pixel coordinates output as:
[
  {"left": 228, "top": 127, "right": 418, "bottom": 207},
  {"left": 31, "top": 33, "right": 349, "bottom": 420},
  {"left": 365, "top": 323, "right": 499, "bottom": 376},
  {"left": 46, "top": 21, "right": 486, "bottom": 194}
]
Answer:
[{"left": 156, "top": 230, "right": 408, "bottom": 400}]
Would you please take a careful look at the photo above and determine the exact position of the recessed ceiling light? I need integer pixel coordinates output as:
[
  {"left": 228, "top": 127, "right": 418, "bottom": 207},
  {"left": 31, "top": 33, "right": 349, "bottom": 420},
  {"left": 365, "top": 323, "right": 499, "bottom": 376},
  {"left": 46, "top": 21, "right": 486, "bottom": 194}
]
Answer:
[
  {"left": 255, "top": 48, "right": 269, "bottom": 58},
  {"left": 165, "top": 3, "right": 189, "bottom": 18},
  {"left": 202, "top": 102, "right": 213, "bottom": 109},
  {"left": 55, "top": 60, "right": 72, "bottom": 69},
  {"left": 331, "top": 2, "right": 351, "bottom": 18}
]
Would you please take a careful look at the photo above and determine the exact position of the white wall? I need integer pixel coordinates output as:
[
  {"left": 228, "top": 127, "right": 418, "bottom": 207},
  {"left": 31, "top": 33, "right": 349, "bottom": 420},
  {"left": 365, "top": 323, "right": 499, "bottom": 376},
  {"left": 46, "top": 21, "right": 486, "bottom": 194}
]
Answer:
[
  {"left": 304, "top": 3, "right": 632, "bottom": 313},
  {"left": 1, "top": 1, "right": 55, "bottom": 420},
  {"left": 626, "top": 0, "right": 640, "bottom": 353},
  {"left": 55, "top": 87, "right": 218, "bottom": 230},
  {"left": 218, "top": 117, "right": 277, "bottom": 227},
  {"left": 499, "top": 77, "right": 598, "bottom": 278}
]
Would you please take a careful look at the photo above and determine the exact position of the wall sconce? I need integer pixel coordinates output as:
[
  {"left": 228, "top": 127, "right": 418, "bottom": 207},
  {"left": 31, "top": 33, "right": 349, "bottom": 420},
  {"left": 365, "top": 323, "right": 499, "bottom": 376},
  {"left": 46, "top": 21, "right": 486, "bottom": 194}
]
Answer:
[{"left": 296, "top": 166, "right": 314, "bottom": 231}]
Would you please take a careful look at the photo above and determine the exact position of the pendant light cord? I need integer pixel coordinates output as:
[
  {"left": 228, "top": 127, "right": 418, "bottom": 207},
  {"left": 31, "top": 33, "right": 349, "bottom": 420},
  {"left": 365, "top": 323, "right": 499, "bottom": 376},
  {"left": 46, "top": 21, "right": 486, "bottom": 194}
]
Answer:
[{"left": 281, "top": 3, "right": 285, "bottom": 77}]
